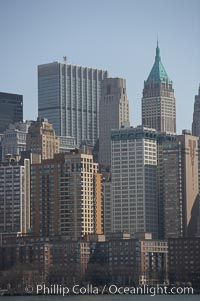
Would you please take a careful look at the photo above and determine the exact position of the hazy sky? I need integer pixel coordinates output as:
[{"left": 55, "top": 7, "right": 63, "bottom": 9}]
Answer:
[{"left": 0, "top": 0, "right": 199, "bottom": 133}]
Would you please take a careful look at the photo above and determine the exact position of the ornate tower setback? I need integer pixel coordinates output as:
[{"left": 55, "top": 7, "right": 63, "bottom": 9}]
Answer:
[{"left": 142, "top": 43, "right": 176, "bottom": 134}]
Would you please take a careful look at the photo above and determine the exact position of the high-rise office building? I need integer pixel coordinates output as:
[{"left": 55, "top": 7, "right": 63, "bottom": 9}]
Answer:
[
  {"left": 177, "top": 131, "right": 199, "bottom": 238},
  {"left": 163, "top": 130, "right": 199, "bottom": 238},
  {"left": 163, "top": 140, "right": 183, "bottom": 238},
  {"left": 31, "top": 152, "right": 102, "bottom": 239},
  {"left": 111, "top": 126, "right": 158, "bottom": 238},
  {"left": 142, "top": 43, "right": 176, "bottom": 134},
  {"left": 38, "top": 60, "right": 108, "bottom": 146},
  {"left": 157, "top": 132, "right": 176, "bottom": 239},
  {"left": 26, "top": 118, "right": 60, "bottom": 160},
  {"left": 0, "top": 156, "right": 30, "bottom": 234},
  {"left": 1, "top": 121, "right": 31, "bottom": 161},
  {"left": 99, "top": 78, "right": 130, "bottom": 168},
  {"left": 0, "top": 92, "right": 23, "bottom": 134},
  {"left": 192, "top": 85, "right": 200, "bottom": 137}
]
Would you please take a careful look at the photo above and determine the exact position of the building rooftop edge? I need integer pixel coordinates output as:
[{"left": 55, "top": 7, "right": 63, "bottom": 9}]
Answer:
[{"left": 38, "top": 61, "right": 108, "bottom": 72}]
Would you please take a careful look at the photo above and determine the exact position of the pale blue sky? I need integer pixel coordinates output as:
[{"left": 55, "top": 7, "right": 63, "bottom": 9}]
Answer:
[{"left": 0, "top": 0, "right": 199, "bottom": 133}]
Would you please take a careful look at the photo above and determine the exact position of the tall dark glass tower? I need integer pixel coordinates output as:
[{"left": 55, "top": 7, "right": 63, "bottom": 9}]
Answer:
[
  {"left": 0, "top": 92, "right": 23, "bottom": 134},
  {"left": 192, "top": 85, "right": 200, "bottom": 137},
  {"left": 142, "top": 42, "right": 176, "bottom": 134}
]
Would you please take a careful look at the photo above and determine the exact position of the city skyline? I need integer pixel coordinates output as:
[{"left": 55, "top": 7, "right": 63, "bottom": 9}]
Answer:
[
  {"left": 0, "top": 0, "right": 200, "bottom": 293},
  {"left": 0, "top": 0, "right": 199, "bottom": 134}
]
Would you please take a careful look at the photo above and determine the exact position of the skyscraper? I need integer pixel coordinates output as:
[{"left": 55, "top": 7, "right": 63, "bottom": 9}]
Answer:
[
  {"left": 163, "top": 140, "right": 183, "bottom": 238},
  {"left": 163, "top": 130, "right": 199, "bottom": 238},
  {"left": 38, "top": 60, "right": 108, "bottom": 146},
  {"left": 192, "top": 85, "right": 200, "bottom": 137},
  {"left": 99, "top": 78, "right": 130, "bottom": 168},
  {"left": 192, "top": 85, "right": 200, "bottom": 217},
  {"left": 111, "top": 126, "right": 158, "bottom": 238},
  {"left": 31, "top": 152, "right": 102, "bottom": 239},
  {"left": 0, "top": 156, "right": 30, "bottom": 234},
  {"left": 0, "top": 92, "right": 23, "bottom": 134},
  {"left": 156, "top": 132, "right": 176, "bottom": 239},
  {"left": 142, "top": 43, "right": 176, "bottom": 134}
]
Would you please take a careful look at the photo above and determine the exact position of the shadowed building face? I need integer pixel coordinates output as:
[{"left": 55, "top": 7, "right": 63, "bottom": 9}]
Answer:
[
  {"left": 0, "top": 92, "right": 23, "bottom": 134},
  {"left": 163, "top": 131, "right": 199, "bottom": 238}
]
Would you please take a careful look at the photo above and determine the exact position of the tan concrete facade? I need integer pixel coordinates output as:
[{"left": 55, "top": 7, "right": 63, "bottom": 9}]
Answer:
[
  {"left": 163, "top": 131, "right": 199, "bottom": 238},
  {"left": 99, "top": 78, "right": 129, "bottom": 168},
  {"left": 31, "top": 152, "right": 102, "bottom": 239},
  {"left": 111, "top": 127, "right": 158, "bottom": 238},
  {"left": 142, "top": 84, "right": 176, "bottom": 134},
  {"left": 26, "top": 118, "right": 60, "bottom": 160},
  {"left": 139, "top": 239, "right": 168, "bottom": 285},
  {"left": 178, "top": 132, "right": 199, "bottom": 236},
  {"left": 142, "top": 45, "right": 176, "bottom": 134}
]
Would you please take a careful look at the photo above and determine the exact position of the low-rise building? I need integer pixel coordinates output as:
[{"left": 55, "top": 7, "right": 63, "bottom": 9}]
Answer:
[
  {"left": 168, "top": 238, "right": 200, "bottom": 288},
  {"left": 0, "top": 234, "right": 91, "bottom": 283},
  {"left": 88, "top": 233, "right": 168, "bottom": 285}
]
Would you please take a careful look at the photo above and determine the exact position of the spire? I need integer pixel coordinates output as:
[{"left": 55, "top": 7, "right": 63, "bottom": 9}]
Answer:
[
  {"left": 146, "top": 41, "right": 172, "bottom": 84},
  {"left": 155, "top": 39, "right": 161, "bottom": 62}
]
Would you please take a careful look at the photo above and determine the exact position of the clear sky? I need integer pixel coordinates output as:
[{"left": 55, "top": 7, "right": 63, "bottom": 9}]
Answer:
[{"left": 0, "top": 0, "right": 199, "bottom": 134}]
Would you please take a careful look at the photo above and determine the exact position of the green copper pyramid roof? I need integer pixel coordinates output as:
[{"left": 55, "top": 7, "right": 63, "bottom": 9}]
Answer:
[{"left": 146, "top": 43, "right": 172, "bottom": 84}]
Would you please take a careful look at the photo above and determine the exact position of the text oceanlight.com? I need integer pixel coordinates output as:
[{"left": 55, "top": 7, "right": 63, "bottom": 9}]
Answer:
[{"left": 24, "top": 284, "right": 194, "bottom": 296}]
